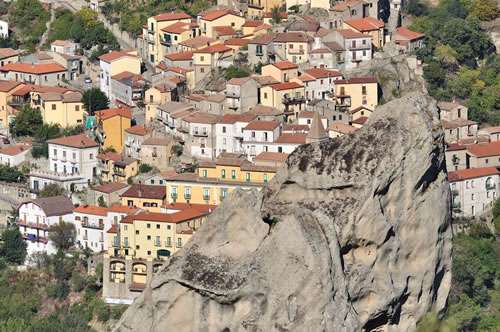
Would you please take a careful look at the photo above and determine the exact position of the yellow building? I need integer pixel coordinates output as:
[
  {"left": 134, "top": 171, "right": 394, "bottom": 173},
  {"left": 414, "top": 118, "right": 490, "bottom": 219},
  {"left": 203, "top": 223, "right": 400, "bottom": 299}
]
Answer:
[
  {"left": 333, "top": 77, "right": 378, "bottom": 112},
  {"left": 0, "top": 80, "right": 24, "bottom": 128},
  {"left": 247, "top": 0, "right": 282, "bottom": 17},
  {"left": 144, "top": 84, "right": 175, "bottom": 125},
  {"left": 99, "top": 50, "right": 141, "bottom": 77},
  {"left": 344, "top": 17, "right": 385, "bottom": 48},
  {"left": 199, "top": 10, "right": 246, "bottom": 38},
  {"left": 121, "top": 184, "right": 166, "bottom": 213},
  {"left": 97, "top": 152, "right": 138, "bottom": 182},
  {"left": 142, "top": 12, "right": 193, "bottom": 65},
  {"left": 0, "top": 48, "right": 19, "bottom": 67},
  {"left": 260, "top": 82, "right": 305, "bottom": 116},
  {"left": 193, "top": 44, "right": 233, "bottom": 83},
  {"left": 95, "top": 108, "right": 132, "bottom": 153},
  {"left": 107, "top": 209, "right": 205, "bottom": 259},
  {"left": 263, "top": 11, "right": 288, "bottom": 25},
  {"left": 165, "top": 152, "right": 278, "bottom": 205},
  {"left": 39, "top": 91, "right": 85, "bottom": 127},
  {"left": 261, "top": 61, "right": 298, "bottom": 83}
]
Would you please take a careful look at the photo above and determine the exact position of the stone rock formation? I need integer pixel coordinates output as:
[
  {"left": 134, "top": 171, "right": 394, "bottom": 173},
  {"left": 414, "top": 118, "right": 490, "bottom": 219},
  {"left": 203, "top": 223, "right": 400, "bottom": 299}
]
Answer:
[{"left": 114, "top": 92, "right": 453, "bottom": 332}]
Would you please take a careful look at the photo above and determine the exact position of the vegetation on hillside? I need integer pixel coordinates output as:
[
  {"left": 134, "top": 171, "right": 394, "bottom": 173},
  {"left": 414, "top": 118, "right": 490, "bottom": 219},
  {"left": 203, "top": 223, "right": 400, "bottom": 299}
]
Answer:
[
  {"left": 82, "top": 88, "right": 110, "bottom": 115},
  {"left": 47, "top": 8, "right": 119, "bottom": 54},
  {"left": 101, "top": 0, "right": 216, "bottom": 35},
  {"left": 408, "top": 0, "right": 499, "bottom": 125},
  {"left": 8, "top": 0, "right": 50, "bottom": 52}
]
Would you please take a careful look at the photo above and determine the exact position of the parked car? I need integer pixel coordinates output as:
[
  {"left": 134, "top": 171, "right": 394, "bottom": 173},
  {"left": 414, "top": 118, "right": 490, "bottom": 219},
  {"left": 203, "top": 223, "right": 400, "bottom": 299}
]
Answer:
[
  {"left": 85, "top": 77, "right": 92, "bottom": 83},
  {"left": 3, "top": 137, "right": 10, "bottom": 144}
]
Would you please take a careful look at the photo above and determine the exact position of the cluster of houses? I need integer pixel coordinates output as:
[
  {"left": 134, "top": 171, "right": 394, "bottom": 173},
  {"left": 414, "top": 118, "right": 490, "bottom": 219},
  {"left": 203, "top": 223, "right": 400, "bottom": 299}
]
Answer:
[{"left": 5, "top": 0, "right": 433, "bottom": 305}]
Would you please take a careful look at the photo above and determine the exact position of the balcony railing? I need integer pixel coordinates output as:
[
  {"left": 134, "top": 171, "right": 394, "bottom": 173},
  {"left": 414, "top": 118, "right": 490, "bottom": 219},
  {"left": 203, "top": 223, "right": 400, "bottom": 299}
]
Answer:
[
  {"left": 154, "top": 241, "right": 161, "bottom": 247},
  {"left": 452, "top": 157, "right": 459, "bottom": 165},
  {"left": 486, "top": 183, "right": 496, "bottom": 190},
  {"left": 450, "top": 189, "right": 458, "bottom": 196},
  {"left": 16, "top": 219, "right": 48, "bottom": 230},
  {"left": 193, "top": 130, "right": 208, "bottom": 137},
  {"left": 184, "top": 193, "right": 191, "bottom": 199},
  {"left": 82, "top": 222, "right": 104, "bottom": 230},
  {"left": 171, "top": 193, "right": 178, "bottom": 199},
  {"left": 348, "top": 44, "right": 371, "bottom": 50},
  {"left": 22, "top": 234, "right": 48, "bottom": 243},
  {"left": 452, "top": 201, "right": 461, "bottom": 209},
  {"left": 282, "top": 96, "right": 306, "bottom": 105},
  {"left": 288, "top": 48, "right": 305, "bottom": 54},
  {"left": 203, "top": 195, "right": 210, "bottom": 200}
]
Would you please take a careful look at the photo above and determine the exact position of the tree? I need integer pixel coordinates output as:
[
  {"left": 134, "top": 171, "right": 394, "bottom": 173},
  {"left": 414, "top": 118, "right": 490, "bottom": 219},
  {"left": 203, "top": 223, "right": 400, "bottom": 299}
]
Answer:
[
  {"left": 102, "top": 146, "right": 116, "bottom": 153},
  {"left": 81, "top": 88, "right": 109, "bottom": 115},
  {"left": 9, "top": 105, "right": 43, "bottom": 137},
  {"left": 74, "top": 8, "right": 99, "bottom": 29},
  {"left": 423, "top": 61, "right": 446, "bottom": 95},
  {"left": 416, "top": 310, "right": 457, "bottom": 332},
  {"left": 48, "top": 222, "right": 76, "bottom": 251},
  {"left": 139, "top": 164, "right": 152, "bottom": 173},
  {"left": 407, "top": 0, "right": 429, "bottom": 16},
  {"left": 447, "top": 0, "right": 468, "bottom": 18},
  {"left": 271, "top": 6, "right": 282, "bottom": 24},
  {"left": 435, "top": 44, "right": 458, "bottom": 69},
  {"left": 470, "top": 0, "right": 499, "bottom": 21},
  {"left": 39, "top": 183, "right": 66, "bottom": 198},
  {"left": 0, "top": 228, "right": 27, "bottom": 264},
  {"left": 225, "top": 66, "right": 250, "bottom": 81},
  {"left": 97, "top": 196, "right": 107, "bottom": 208},
  {"left": 452, "top": 67, "right": 480, "bottom": 99}
]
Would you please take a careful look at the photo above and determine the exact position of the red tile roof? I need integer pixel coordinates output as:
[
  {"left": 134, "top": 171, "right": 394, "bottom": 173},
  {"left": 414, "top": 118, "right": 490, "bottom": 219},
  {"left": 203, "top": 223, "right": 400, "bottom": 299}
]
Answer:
[
  {"left": 11, "top": 84, "right": 72, "bottom": 96},
  {"left": 122, "top": 184, "right": 166, "bottom": 199},
  {"left": 161, "top": 22, "right": 190, "bottom": 34},
  {"left": 284, "top": 124, "right": 309, "bottom": 131},
  {"left": 244, "top": 120, "right": 281, "bottom": 131},
  {"left": 352, "top": 116, "right": 368, "bottom": 125},
  {"left": 274, "top": 133, "right": 307, "bottom": 144},
  {"left": 242, "top": 21, "right": 265, "bottom": 27},
  {"left": 0, "top": 80, "right": 22, "bottom": 92},
  {"left": 194, "top": 44, "right": 232, "bottom": 54},
  {"left": 95, "top": 108, "right": 132, "bottom": 120},
  {"left": 128, "top": 209, "right": 204, "bottom": 223},
  {"left": 153, "top": 12, "right": 191, "bottom": 22},
  {"left": 345, "top": 17, "right": 384, "bottom": 31},
  {"left": 270, "top": 82, "right": 304, "bottom": 91},
  {"left": 97, "top": 151, "right": 121, "bottom": 161},
  {"left": 274, "top": 32, "right": 313, "bottom": 43},
  {"left": 73, "top": 204, "right": 108, "bottom": 216},
  {"left": 224, "top": 38, "right": 250, "bottom": 46},
  {"left": 396, "top": 27, "right": 425, "bottom": 40},
  {"left": 162, "top": 202, "right": 217, "bottom": 213},
  {"left": 226, "top": 77, "right": 251, "bottom": 85},
  {"left": 214, "top": 26, "right": 236, "bottom": 36},
  {"left": 304, "top": 68, "right": 343, "bottom": 79},
  {"left": 448, "top": 167, "right": 500, "bottom": 182},
  {"left": 330, "top": 0, "right": 364, "bottom": 11},
  {"left": 98, "top": 50, "right": 138, "bottom": 62},
  {"left": 263, "top": 12, "right": 288, "bottom": 18},
  {"left": 273, "top": 61, "right": 298, "bottom": 70},
  {"left": 326, "top": 122, "right": 357, "bottom": 134},
  {"left": 47, "top": 134, "right": 98, "bottom": 148},
  {"left": 298, "top": 75, "right": 315, "bottom": 82},
  {"left": 254, "top": 151, "right": 289, "bottom": 162},
  {"left": 446, "top": 143, "right": 467, "bottom": 152},
  {"left": 336, "top": 77, "right": 378, "bottom": 84},
  {"left": 108, "top": 204, "right": 140, "bottom": 213},
  {"left": 351, "top": 106, "right": 373, "bottom": 114},
  {"left": 165, "top": 51, "right": 194, "bottom": 61},
  {"left": 467, "top": 141, "right": 500, "bottom": 158},
  {"left": 201, "top": 10, "right": 237, "bottom": 21},
  {"left": 0, "top": 63, "right": 66, "bottom": 74},
  {"left": 0, "top": 48, "right": 18, "bottom": 59},
  {"left": 0, "top": 144, "right": 30, "bottom": 156},
  {"left": 219, "top": 113, "right": 256, "bottom": 124},
  {"left": 125, "top": 125, "right": 151, "bottom": 136},
  {"left": 336, "top": 29, "right": 369, "bottom": 39},
  {"left": 107, "top": 223, "right": 118, "bottom": 233}
]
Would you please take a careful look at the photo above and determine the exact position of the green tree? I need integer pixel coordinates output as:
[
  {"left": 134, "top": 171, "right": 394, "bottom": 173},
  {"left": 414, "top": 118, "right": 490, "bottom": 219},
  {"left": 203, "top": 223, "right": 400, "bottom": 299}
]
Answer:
[
  {"left": 139, "top": 164, "right": 152, "bottom": 173},
  {"left": 271, "top": 6, "right": 282, "bottom": 23},
  {"left": 407, "top": 0, "right": 429, "bottom": 16},
  {"left": 452, "top": 67, "right": 480, "bottom": 99},
  {"left": 48, "top": 222, "right": 76, "bottom": 251},
  {"left": 225, "top": 66, "right": 250, "bottom": 81},
  {"left": 435, "top": 44, "right": 458, "bottom": 69},
  {"left": 74, "top": 8, "right": 99, "bottom": 29},
  {"left": 97, "top": 196, "right": 107, "bottom": 208},
  {"left": 81, "top": 88, "right": 109, "bottom": 115},
  {"left": 102, "top": 146, "right": 116, "bottom": 153},
  {"left": 39, "top": 183, "right": 66, "bottom": 198},
  {"left": 423, "top": 61, "right": 446, "bottom": 95},
  {"left": 416, "top": 310, "right": 457, "bottom": 332},
  {"left": 9, "top": 105, "right": 43, "bottom": 137},
  {"left": 447, "top": 0, "right": 468, "bottom": 18},
  {"left": 0, "top": 228, "right": 27, "bottom": 264},
  {"left": 470, "top": 0, "right": 499, "bottom": 21}
]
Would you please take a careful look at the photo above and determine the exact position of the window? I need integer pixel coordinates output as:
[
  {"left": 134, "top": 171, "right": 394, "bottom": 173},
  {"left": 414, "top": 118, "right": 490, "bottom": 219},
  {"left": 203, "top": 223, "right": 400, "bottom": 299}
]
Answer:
[
  {"left": 127, "top": 200, "right": 134, "bottom": 206},
  {"left": 136, "top": 230, "right": 139, "bottom": 235},
  {"left": 185, "top": 187, "right": 191, "bottom": 197},
  {"left": 362, "top": 86, "right": 367, "bottom": 95},
  {"left": 251, "top": 131, "right": 256, "bottom": 138},
  {"left": 136, "top": 245, "right": 140, "bottom": 249},
  {"left": 151, "top": 180, "right": 155, "bottom": 184},
  {"left": 472, "top": 180, "right": 475, "bottom": 188},
  {"left": 264, "top": 92, "right": 267, "bottom": 99},
  {"left": 362, "top": 96, "right": 367, "bottom": 105},
  {"left": 222, "top": 126, "right": 226, "bottom": 133},
  {"left": 278, "top": 146, "right": 283, "bottom": 153},
  {"left": 200, "top": 56, "right": 204, "bottom": 61},
  {"left": 156, "top": 236, "right": 160, "bottom": 245},
  {"left": 223, "top": 138, "right": 226, "bottom": 144},
  {"left": 160, "top": 180, "right": 163, "bottom": 185},
  {"left": 54, "top": 149, "right": 57, "bottom": 156},
  {"left": 124, "top": 237, "right": 128, "bottom": 246},
  {"left": 143, "top": 202, "right": 150, "bottom": 207},
  {"left": 167, "top": 225, "right": 171, "bottom": 230},
  {"left": 157, "top": 224, "right": 160, "bottom": 229},
  {"left": 204, "top": 188, "right": 209, "bottom": 199},
  {"left": 362, "top": 39, "right": 366, "bottom": 45},
  {"left": 89, "top": 154, "right": 94, "bottom": 159},
  {"left": 147, "top": 223, "right": 151, "bottom": 229},
  {"left": 178, "top": 238, "right": 182, "bottom": 247},
  {"left": 200, "top": 67, "right": 205, "bottom": 73},
  {"left": 75, "top": 105, "right": 80, "bottom": 111},
  {"left": 363, "top": 50, "right": 366, "bottom": 56},
  {"left": 203, "top": 169, "right": 207, "bottom": 177},
  {"left": 246, "top": 173, "right": 250, "bottom": 182},
  {"left": 487, "top": 191, "right": 490, "bottom": 198},
  {"left": 466, "top": 181, "right": 469, "bottom": 189},
  {"left": 147, "top": 235, "right": 151, "bottom": 240},
  {"left": 486, "top": 159, "right": 489, "bottom": 164},
  {"left": 472, "top": 194, "right": 475, "bottom": 200},
  {"left": 167, "top": 237, "right": 171, "bottom": 246},
  {"left": 147, "top": 251, "right": 151, "bottom": 255},
  {"left": 221, "top": 169, "right": 226, "bottom": 179},
  {"left": 471, "top": 205, "right": 475, "bottom": 216},
  {"left": 264, "top": 174, "right": 268, "bottom": 183},
  {"left": 124, "top": 226, "right": 128, "bottom": 231}
]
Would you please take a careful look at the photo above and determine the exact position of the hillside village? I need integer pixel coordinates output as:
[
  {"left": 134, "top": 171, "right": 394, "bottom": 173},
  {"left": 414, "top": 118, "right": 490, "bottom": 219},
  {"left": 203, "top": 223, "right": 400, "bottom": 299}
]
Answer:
[{"left": 0, "top": 0, "right": 496, "bottom": 312}]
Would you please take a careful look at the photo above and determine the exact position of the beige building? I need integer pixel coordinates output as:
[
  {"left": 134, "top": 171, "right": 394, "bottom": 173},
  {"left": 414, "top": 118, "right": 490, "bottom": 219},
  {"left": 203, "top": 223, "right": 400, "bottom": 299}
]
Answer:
[
  {"left": 333, "top": 77, "right": 378, "bottom": 112},
  {"left": 441, "top": 119, "right": 478, "bottom": 144},
  {"left": 93, "top": 183, "right": 129, "bottom": 207},
  {"left": 99, "top": 50, "right": 141, "bottom": 98},
  {"left": 0, "top": 80, "right": 24, "bottom": 128},
  {"left": 437, "top": 101, "right": 468, "bottom": 122},
  {"left": 193, "top": 44, "right": 233, "bottom": 83},
  {"left": 40, "top": 91, "right": 85, "bottom": 127},
  {"left": 260, "top": 82, "right": 305, "bottom": 118},
  {"left": 273, "top": 32, "right": 314, "bottom": 65},
  {"left": 144, "top": 84, "right": 176, "bottom": 125},
  {"left": 0, "top": 48, "right": 19, "bottom": 67},
  {"left": 466, "top": 142, "right": 500, "bottom": 169},
  {"left": 0, "top": 63, "right": 67, "bottom": 85},
  {"left": 140, "top": 137, "right": 174, "bottom": 171},
  {"left": 261, "top": 61, "right": 298, "bottom": 83},
  {"left": 326, "top": 122, "right": 357, "bottom": 138},
  {"left": 446, "top": 143, "right": 468, "bottom": 172},
  {"left": 124, "top": 125, "right": 152, "bottom": 159},
  {"left": 344, "top": 17, "right": 385, "bottom": 48},
  {"left": 199, "top": 10, "right": 245, "bottom": 38}
]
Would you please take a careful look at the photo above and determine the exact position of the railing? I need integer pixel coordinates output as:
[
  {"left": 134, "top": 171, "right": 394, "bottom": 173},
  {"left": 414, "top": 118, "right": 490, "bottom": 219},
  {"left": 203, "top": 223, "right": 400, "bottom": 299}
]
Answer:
[
  {"left": 82, "top": 222, "right": 104, "bottom": 230},
  {"left": 288, "top": 48, "right": 304, "bottom": 54},
  {"left": 193, "top": 130, "right": 208, "bottom": 137},
  {"left": 450, "top": 189, "right": 458, "bottom": 196},
  {"left": 486, "top": 183, "right": 496, "bottom": 190},
  {"left": 452, "top": 157, "right": 459, "bottom": 165},
  {"left": 203, "top": 195, "right": 210, "bottom": 200},
  {"left": 99, "top": 238, "right": 104, "bottom": 243},
  {"left": 154, "top": 241, "right": 161, "bottom": 247},
  {"left": 225, "top": 91, "right": 240, "bottom": 98},
  {"left": 348, "top": 44, "right": 371, "bottom": 50},
  {"left": 282, "top": 97, "right": 306, "bottom": 105},
  {"left": 184, "top": 193, "right": 191, "bottom": 199},
  {"left": 22, "top": 234, "right": 48, "bottom": 243},
  {"left": 16, "top": 219, "right": 48, "bottom": 230},
  {"left": 171, "top": 193, "right": 178, "bottom": 198},
  {"left": 452, "top": 201, "right": 461, "bottom": 209}
]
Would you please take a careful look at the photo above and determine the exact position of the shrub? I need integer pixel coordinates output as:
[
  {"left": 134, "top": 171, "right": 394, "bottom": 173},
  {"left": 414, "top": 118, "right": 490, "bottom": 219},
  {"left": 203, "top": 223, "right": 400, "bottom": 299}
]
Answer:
[
  {"left": 139, "top": 163, "right": 153, "bottom": 173},
  {"left": 45, "top": 284, "right": 57, "bottom": 298},
  {"left": 71, "top": 271, "right": 86, "bottom": 292}
]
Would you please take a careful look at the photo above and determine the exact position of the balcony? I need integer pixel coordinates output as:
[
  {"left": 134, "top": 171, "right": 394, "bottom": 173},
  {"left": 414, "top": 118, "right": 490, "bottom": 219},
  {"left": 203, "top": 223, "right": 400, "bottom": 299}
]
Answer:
[
  {"left": 451, "top": 189, "right": 458, "bottom": 196},
  {"left": 203, "top": 195, "right": 210, "bottom": 200},
  {"left": 248, "top": 3, "right": 264, "bottom": 9},
  {"left": 282, "top": 96, "right": 306, "bottom": 105},
  {"left": 349, "top": 44, "right": 371, "bottom": 50},
  {"left": 110, "top": 266, "right": 126, "bottom": 272},
  {"left": 225, "top": 90, "right": 240, "bottom": 98},
  {"left": 184, "top": 193, "right": 191, "bottom": 199},
  {"left": 171, "top": 192, "right": 178, "bottom": 199},
  {"left": 288, "top": 48, "right": 305, "bottom": 55},
  {"left": 99, "top": 238, "right": 104, "bottom": 243},
  {"left": 220, "top": 195, "right": 226, "bottom": 201},
  {"left": 122, "top": 242, "right": 130, "bottom": 248},
  {"left": 22, "top": 234, "right": 48, "bottom": 243},
  {"left": 452, "top": 201, "right": 461, "bottom": 209},
  {"left": 16, "top": 219, "right": 48, "bottom": 230},
  {"left": 154, "top": 241, "right": 162, "bottom": 247},
  {"left": 160, "top": 37, "right": 172, "bottom": 46},
  {"left": 486, "top": 183, "right": 496, "bottom": 190},
  {"left": 82, "top": 221, "right": 104, "bottom": 230},
  {"left": 7, "top": 99, "right": 23, "bottom": 107},
  {"left": 193, "top": 130, "right": 208, "bottom": 137},
  {"left": 452, "top": 157, "right": 459, "bottom": 165}
]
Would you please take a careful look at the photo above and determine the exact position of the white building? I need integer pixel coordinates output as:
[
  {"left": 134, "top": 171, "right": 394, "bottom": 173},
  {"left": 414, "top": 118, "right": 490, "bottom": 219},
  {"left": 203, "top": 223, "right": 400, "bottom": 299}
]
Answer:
[
  {"left": 0, "top": 145, "right": 31, "bottom": 167},
  {"left": 244, "top": 132, "right": 307, "bottom": 161},
  {"left": 448, "top": 167, "right": 500, "bottom": 218},
  {"left": 0, "top": 20, "right": 8, "bottom": 38},
  {"left": 298, "top": 112, "right": 329, "bottom": 129},
  {"left": 242, "top": 120, "right": 282, "bottom": 160},
  {"left": 98, "top": 50, "right": 140, "bottom": 98},
  {"left": 51, "top": 40, "right": 77, "bottom": 55},
  {"left": 180, "top": 112, "right": 218, "bottom": 159},
  {"left": 301, "top": 68, "right": 343, "bottom": 101},
  {"left": 17, "top": 196, "right": 75, "bottom": 255},
  {"left": 29, "top": 134, "right": 99, "bottom": 194},
  {"left": 334, "top": 29, "right": 372, "bottom": 69},
  {"left": 215, "top": 113, "right": 256, "bottom": 155}
]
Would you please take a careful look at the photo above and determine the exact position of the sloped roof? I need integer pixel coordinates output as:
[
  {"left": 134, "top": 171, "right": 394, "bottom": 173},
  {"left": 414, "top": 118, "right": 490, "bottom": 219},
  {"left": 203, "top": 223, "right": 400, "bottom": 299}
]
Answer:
[
  {"left": 0, "top": 63, "right": 66, "bottom": 74},
  {"left": 95, "top": 108, "right": 132, "bottom": 120},
  {"left": 327, "top": 122, "right": 357, "bottom": 134},
  {"left": 94, "top": 182, "right": 128, "bottom": 193},
  {"left": 201, "top": 10, "right": 238, "bottom": 21},
  {"left": 270, "top": 82, "right": 303, "bottom": 91},
  {"left": 448, "top": 167, "right": 500, "bottom": 182},
  {"left": 307, "top": 112, "right": 328, "bottom": 140},
  {"left": 304, "top": 68, "right": 342, "bottom": 79},
  {"left": 193, "top": 44, "right": 232, "bottom": 54},
  {"left": 0, "top": 80, "right": 22, "bottom": 92},
  {"left": 121, "top": 184, "right": 166, "bottom": 199},
  {"left": 179, "top": 36, "right": 217, "bottom": 49},
  {"left": 0, "top": 145, "right": 30, "bottom": 156},
  {"left": 336, "top": 77, "right": 378, "bottom": 84},
  {"left": 273, "top": 61, "right": 298, "bottom": 70},
  {"left": 336, "top": 29, "right": 369, "bottom": 39},
  {"left": 218, "top": 113, "right": 256, "bottom": 124},
  {"left": 99, "top": 50, "right": 138, "bottom": 62},
  {"left": 254, "top": 151, "right": 289, "bottom": 162},
  {"left": 125, "top": 125, "right": 151, "bottom": 136},
  {"left": 330, "top": 0, "right": 364, "bottom": 11},
  {"left": 467, "top": 141, "right": 500, "bottom": 158},
  {"left": 214, "top": 26, "right": 236, "bottom": 36},
  {"left": 20, "top": 196, "right": 74, "bottom": 217},
  {"left": 0, "top": 48, "right": 18, "bottom": 59},
  {"left": 161, "top": 22, "right": 190, "bottom": 34},
  {"left": 48, "top": 134, "right": 98, "bottom": 148},
  {"left": 73, "top": 205, "right": 108, "bottom": 216},
  {"left": 274, "top": 133, "right": 307, "bottom": 144},
  {"left": 345, "top": 17, "right": 384, "bottom": 32},
  {"left": 396, "top": 27, "right": 425, "bottom": 40},
  {"left": 153, "top": 12, "right": 191, "bottom": 22}
]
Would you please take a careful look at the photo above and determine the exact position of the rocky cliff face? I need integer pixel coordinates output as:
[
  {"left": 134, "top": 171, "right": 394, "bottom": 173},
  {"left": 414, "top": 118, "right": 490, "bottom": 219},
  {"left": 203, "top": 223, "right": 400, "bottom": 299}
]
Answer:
[{"left": 114, "top": 92, "right": 452, "bottom": 332}]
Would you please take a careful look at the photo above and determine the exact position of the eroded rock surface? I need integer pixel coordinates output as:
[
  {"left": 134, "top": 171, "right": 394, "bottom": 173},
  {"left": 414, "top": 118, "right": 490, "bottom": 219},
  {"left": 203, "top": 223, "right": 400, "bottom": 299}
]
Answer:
[{"left": 114, "top": 92, "right": 452, "bottom": 332}]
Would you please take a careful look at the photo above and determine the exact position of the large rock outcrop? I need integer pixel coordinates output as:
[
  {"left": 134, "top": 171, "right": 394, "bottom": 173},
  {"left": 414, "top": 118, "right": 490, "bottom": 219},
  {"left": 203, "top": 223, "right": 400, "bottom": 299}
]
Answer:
[{"left": 114, "top": 92, "right": 452, "bottom": 332}]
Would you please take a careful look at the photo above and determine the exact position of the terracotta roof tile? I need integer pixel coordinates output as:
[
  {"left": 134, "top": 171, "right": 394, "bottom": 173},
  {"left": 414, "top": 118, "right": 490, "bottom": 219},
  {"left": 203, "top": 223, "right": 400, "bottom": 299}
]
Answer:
[
  {"left": 274, "top": 133, "right": 307, "bottom": 144},
  {"left": 0, "top": 63, "right": 66, "bottom": 74},
  {"left": 254, "top": 151, "right": 289, "bottom": 162},
  {"left": 153, "top": 12, "right": 191, "bottom": 22},
  {"left": 352, "top": 116, "right": 368, "bottom": 125},
  {"left": 52, "top": 40, "right": 70, "bottom": 46},
  {"left": 304, "top": 68, "right": 342, "bottom": 79},
  {"left": 132, "top": 209, "right": 205, "bottom": 223},
  {"left": 19, "top": 196, "right": 74, "bottom": 217},
  {"left": 0, "top": 80, "right": 22, "bottom": 92},
  {"left": 248, "top": 32, "right": 278, "bottom": 45},
  {"left": 214, "top": 26, "right": 236, "bottom": 36},
  {"left": 0, "top": 48, "right": 18, "bottom": 59},
  {"left": 330, "top": 0, "right": 364, "bottom": 11},
  {"left": 336, "top": 29, "right": 370, "bottom": 39},
  {"left": 94, "top": 183, "right": 128, "bottom": 193},
  {"left": 326, "top": 122, "right": 357, "bottom": 134},
  {"left": 218, "top": 113, "right": 256, "bottom": 124},
  {"left": 179, "top": 36, "right": 217, "bottom": 49},
  {"left": 396, "top": 27, "right": 425, "bottom": 40},
  {"left": 224, "top": 38, "right": 250, "bottom": 46},
  {"left": 98, "top": 50, "right": 139, "bottom": 62},
  {"left": 73, "top": 204, "right": 108, "bottom": 216},
  {"left": 242, "top": 21, "right": 265, "bottom": 27},
  {"left": 97, "top": 151, "right": 121, "bottom": 161},
  {"left": 108, "top": 204, "right": 140, "bottom": 213},
  {"left": 201, "top": 10, "right": 237, "bottom": 21},
  {"left": 122, "top": 184, "right": 166, "bottom": 199},
  {"left": 161, "top": 22, "right": 190, "bottom": 34},
  {"left": 95, "top": 108, "right": 132, "bottom": 120},
  {"left": 48, "top": 134, "right": 98, "bottom": 148},
  {"left": 270, "top": 82, "right": 303, "bottom": 90},
  {"left": 244, "top": 120, "right": 280, "bottom": 131},
  {"left": 0, "top": 144, "right": 30, "bottom": 156},
  {"left": 448, "top": 167, "right": 500, "bottom": 182},
  {"left": 467, "top": 141, "right": 500, "bottom": 158},
  {"left": 193, "top": 44, "right": 232, "bottom": 54},
  {"left": 274, "top": 32, "right": 313, "bottom": 43},
  {"left": 125, "top": 125, "right": 151, "bottom": 136},
  {"left": 162, "top": 202, "right": 217, "bottom": 213},
  {"left": 273, "top": 61, "right": 298, "bottom": 70},
  {"left": 336, "top": 77, "right": 378, "bottom": 84},
  {"left": 345, "top": 17, "right": 384, "bottom": 31}
]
